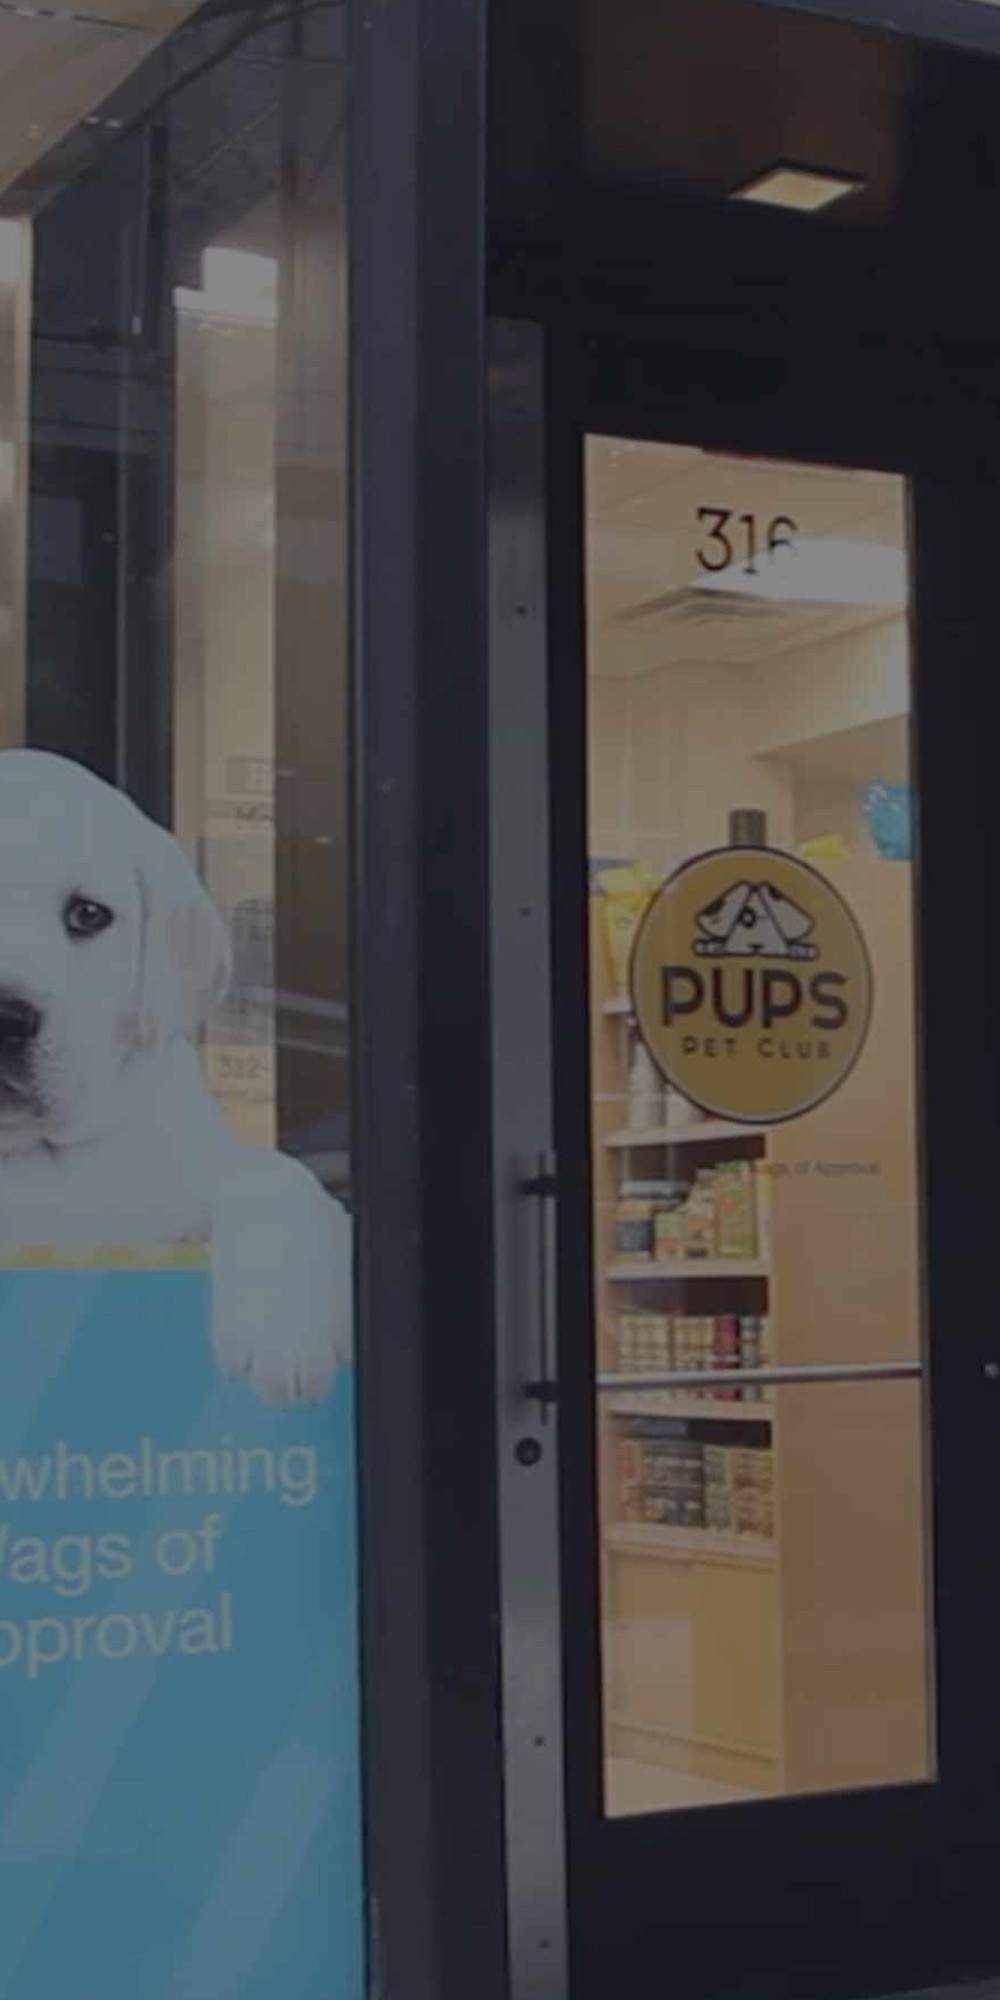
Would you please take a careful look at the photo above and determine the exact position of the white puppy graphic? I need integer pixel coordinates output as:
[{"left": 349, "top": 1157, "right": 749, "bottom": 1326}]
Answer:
[{"left": 0, "top": 750, "right": 350, "bottom": 1406}]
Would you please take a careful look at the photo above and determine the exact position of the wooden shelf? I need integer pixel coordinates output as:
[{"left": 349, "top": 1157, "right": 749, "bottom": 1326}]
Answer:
[
  {"left": 604, "top": 1391, "right": 773, "bottom": 1423},
  {"left": 604, "top": 1522, "right": 776, "bottom": 1567},
  {"left": 605, "top": 1119, "right": 763, "bottom": 1149},
  {"left": 606, "top": 1259, "right": 767, "bottom": 1282}
]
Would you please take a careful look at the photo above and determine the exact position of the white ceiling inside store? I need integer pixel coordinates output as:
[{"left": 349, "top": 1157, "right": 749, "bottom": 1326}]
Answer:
[{"left": 586, "top": 435, "right": 906, "bottom": 677}]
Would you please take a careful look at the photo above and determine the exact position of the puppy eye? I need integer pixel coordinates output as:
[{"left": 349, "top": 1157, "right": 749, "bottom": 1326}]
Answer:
[{"left": 63, "top": 895, "right": 115, "bottom": 940}]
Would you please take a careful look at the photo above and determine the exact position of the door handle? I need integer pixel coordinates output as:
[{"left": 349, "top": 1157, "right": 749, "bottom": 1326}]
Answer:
[{"left": 522, "top": 1149, "right": 558, "bottom": 1420}]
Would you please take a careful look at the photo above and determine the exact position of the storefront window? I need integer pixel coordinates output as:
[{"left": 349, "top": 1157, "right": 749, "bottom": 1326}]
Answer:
[
  {"left": 0, "top": 4, "right": 359, "bottom": 1993},
  {"left": 586, "top": 439, "right": 933, "bottom": 1816}
]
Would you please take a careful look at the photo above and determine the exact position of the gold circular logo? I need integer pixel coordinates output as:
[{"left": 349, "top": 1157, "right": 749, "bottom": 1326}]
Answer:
[{"left": 629, "top": 846, "right": 873, "bottom": 1125}]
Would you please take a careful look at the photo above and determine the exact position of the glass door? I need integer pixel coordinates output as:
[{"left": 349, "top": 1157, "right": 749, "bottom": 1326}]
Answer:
[{"left": 489, "top": 318, "right": 1000, "bottom": 2000}]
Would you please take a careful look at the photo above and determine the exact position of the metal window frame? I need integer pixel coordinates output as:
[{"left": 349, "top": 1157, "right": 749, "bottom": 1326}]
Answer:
[
  {"left": 751, "top": 0, "right": 1000, "bottom": 58},
  {"left": 350, "top": 0, "right": 508, "bottom": 1997}
]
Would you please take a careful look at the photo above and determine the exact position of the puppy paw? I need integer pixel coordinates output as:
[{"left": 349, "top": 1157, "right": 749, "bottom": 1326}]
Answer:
[
  {"left": 209, "top": 1158, "right": 352, "bottom": 1408},
  {"left": 213, "top": 1317, "right": 338, "bottom": 1408}
]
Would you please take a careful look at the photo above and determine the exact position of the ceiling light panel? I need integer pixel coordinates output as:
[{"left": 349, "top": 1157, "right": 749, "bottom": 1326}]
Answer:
[{"left": 732, "top": 165, "right": 863, "bottom": 213}]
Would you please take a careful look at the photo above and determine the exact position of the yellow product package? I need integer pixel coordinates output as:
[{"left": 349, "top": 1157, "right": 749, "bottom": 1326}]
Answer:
[
  {"left": 798, "top": 833, "right": 849, "bottom": 861},
  {"left": 653, "top": 1205, "right": 685, "bottom": 1262},
  {"left": 753, "top": 1160, "right": 773, "bottom": 1264},
  {"left": 683, "top": 1171, "right": 717, "bottom": 1260},
  {"left": 715, "top": 1160, "right": 756, "bottom": 1259},
  {"left": 594, "top": 861, "right": 659, "bottom": 996}
]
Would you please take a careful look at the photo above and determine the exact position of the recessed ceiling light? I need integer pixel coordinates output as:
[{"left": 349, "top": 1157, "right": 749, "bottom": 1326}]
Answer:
[{"left": 731, "top": 164, "right": 864, "bottom": 213}]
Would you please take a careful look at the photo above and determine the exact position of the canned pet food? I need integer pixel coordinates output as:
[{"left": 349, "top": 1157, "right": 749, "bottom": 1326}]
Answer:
[{"left": 615, "top": 1181, "right": 684, "bottom": 1261}]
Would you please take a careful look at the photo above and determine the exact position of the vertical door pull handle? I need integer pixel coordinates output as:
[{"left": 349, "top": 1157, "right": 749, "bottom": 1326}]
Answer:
[{"left": 522, "top": 1149, "right": 558, "bottom": 1419}]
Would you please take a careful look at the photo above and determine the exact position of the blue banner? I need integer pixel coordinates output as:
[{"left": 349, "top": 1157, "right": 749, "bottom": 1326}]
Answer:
[{"left": 0, "top": 1258, "right": 362, "bottom": 2000}]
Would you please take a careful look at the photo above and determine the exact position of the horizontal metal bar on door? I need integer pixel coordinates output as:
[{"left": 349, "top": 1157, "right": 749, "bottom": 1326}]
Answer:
[{"left": 596, "top": 1360, "right": 921, "bottom": 1391}]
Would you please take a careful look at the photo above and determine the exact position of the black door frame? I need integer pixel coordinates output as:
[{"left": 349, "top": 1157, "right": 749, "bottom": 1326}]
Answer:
[
  {"left": 543, "top": 296, "right": 1000, "bottom": 2000},
  {"left": 351, "top": 1, "right": 507, "bottom": 1999}
]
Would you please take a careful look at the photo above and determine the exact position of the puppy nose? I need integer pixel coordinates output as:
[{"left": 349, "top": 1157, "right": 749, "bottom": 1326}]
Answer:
[{"left": 0, "top": 995, "right": 42, "bottom": 1050}]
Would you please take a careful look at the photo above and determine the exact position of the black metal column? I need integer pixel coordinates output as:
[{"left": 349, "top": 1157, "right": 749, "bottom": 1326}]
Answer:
[{"left": 351, "top": 0, "right": 507, "bottom": 1994}]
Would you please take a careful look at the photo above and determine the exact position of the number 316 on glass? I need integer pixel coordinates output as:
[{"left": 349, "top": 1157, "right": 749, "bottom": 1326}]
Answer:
[{"left": 696, "top": 507, "right": 797, "bottom": 576}]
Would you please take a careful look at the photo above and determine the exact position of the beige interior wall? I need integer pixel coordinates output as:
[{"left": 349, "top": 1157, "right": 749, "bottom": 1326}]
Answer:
[
  {"left": 173, "top": 277, "right": 278, "bottom": 1148},
  {"left": 590, "top": 657, "right": 794, "bottom": 866},
  {"left": 791, "top": 777, "right": 871, "bottom": 852},
  {"left": 590, "top": 609, "right": 908, "bottom": 865},
  {"left": 768, "top": 857, "right": 928, "bottom": 1790},
  {"left": 0, "top": 218, "right": 32, "bottom": 749},
  {"left": 752, "top": 616, "right": 907, "bottom": 759}
]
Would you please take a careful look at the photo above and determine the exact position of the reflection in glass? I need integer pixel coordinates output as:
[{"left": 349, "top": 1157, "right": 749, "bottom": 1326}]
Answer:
[{"left": 586, "top": 440, "right": 933, "bottom": 1815}]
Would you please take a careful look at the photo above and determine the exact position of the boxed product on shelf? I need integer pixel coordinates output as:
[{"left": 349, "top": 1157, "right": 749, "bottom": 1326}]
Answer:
[
  {"left": 740, "top": 1315, "right": 774, "bottom": 1402},
  {"left": 739, "top": 1315, "right": 761, "bottom": 1400},
  {"left": 715, "top": 1160, "right": 757, "bottom": 1259},
  {"left": 704, "top": 1443, "right": 736, "bottom": 1531},
  {"left": 617, "top": 1311, "right": 672, "bottom": 1372},
  {"left": 615, "top": 1180, "right": 687, "bottom": 1262},
  {"left": 684, "top": 1170, "right": 718, "bottom": 1259},
  {"left": 663, "top": 1439, "right": 704, "bottom": 1528},
  {"left": 670, "top": 1316, "right": 690, "bottom": 1377},
  {"left": 616, "top": 1313, "right": 637, "bottom": 1371},
  {"left": 615, "top": 1183, "right": 656, "bottom": 1261},
  {"left": 614, "top": 1416, "right": 773, "bottom": 1538},
  {"left": 713, "top": 1315, "right": 740, "bottom": 1400},
  {"left": 653, "top": 1198, "right": 686, "bottom": 1262},
  {"left": 616, "top": 1313, "right": 638, "bottom": 1371},
  {"left": 697, "top": 1317, "right": 715, "bottom": 1389},
  {"left": 673, "top": 1316, "right": 703, "bottom": 1395},
  {"left": 655, "top": 1313, "right": 674, "bottom": 1369},
  {"left": 753, "top": 1158, "right": 773, "bottom": 1264},
  {"left": 733, "top": 1445, "right": 774, "bottom": 1537},
  {"left": 623, "top": 1157, "right": 766, "bottom": 1265},
  {"left": 610, "top": 1306, "right": 769, "bottom": 1408},
  {"left": 615, "top": 1432, "right": 646, "bottom": 1522}
]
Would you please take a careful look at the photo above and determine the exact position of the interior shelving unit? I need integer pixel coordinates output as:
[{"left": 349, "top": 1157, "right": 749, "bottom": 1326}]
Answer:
[
  {"left": 604, "top": 1118, "right": 760, "bottom": 1148},
  {"left": 607, "top": 1260, "right": 768, "bottom": 1282},
  {"left": 591, "top": 860, "right": 930, "bottom": 1803}
]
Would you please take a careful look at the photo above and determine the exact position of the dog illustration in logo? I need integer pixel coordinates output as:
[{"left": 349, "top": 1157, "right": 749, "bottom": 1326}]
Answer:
[{"left": 693, "top": 880, "right": 818, "bottom": 961}]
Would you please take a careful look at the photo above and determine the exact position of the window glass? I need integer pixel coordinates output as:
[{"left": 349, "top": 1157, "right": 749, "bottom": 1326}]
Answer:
[
  {"left": 586, "top": 438, "right": 933, "bottom": 1815},
  {"left": 0, "top": 7, "right": 359, "bottom": 1993}
]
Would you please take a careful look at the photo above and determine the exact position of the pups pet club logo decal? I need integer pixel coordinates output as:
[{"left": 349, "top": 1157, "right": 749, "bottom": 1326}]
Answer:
[{"left": 630, "top": 847, "right": 873, "bottom": 1125}]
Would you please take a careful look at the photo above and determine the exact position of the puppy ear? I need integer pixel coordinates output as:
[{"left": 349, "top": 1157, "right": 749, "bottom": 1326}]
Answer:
[{"left": 134, "top": 819, "right": 231, "bottom": 1050}]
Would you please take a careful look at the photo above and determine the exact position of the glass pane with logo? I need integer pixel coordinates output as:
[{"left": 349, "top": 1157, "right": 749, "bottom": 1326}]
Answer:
[{"left": 586, "top": 439, "right": 933, "bottom": 1815}]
